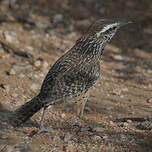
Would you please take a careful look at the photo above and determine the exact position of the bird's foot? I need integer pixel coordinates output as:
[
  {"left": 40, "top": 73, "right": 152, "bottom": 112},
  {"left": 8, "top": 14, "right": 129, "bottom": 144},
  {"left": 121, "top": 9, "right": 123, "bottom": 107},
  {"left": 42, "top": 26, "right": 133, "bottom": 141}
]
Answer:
[
  {"left": 37, "top": 125, "right": 53, "bottom": 134},
  {"left": 28, "top": 125, "right": 53, "bottom": 137}
]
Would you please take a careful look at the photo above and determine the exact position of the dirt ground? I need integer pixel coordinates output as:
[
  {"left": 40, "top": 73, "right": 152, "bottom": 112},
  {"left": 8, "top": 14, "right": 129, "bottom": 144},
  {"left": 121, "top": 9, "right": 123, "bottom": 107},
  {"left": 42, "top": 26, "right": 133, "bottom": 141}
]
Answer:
[{"left": 0, "top": 0, "right": 152, "bottom": 151}]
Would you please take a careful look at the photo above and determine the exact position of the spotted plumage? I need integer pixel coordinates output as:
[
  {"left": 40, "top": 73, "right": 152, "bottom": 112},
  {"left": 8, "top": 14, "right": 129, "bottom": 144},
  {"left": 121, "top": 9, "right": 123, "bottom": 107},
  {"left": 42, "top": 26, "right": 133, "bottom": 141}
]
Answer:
[{"left": 10, "top": 19, "right": 131, "bottom": 131}]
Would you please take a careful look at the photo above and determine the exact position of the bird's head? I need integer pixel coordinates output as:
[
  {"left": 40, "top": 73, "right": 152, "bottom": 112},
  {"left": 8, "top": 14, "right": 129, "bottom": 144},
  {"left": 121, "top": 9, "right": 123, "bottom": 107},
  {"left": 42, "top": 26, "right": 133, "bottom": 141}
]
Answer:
[{"left": 84, "top": 19, "right": 132, "bottom": 42}]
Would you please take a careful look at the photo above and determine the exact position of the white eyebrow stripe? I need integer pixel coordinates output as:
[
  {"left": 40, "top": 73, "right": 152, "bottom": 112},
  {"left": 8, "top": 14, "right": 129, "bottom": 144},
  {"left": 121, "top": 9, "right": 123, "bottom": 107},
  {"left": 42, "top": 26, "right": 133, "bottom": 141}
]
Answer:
[{"left": 96, "top": 23, "right": 118, "bottom": 38}]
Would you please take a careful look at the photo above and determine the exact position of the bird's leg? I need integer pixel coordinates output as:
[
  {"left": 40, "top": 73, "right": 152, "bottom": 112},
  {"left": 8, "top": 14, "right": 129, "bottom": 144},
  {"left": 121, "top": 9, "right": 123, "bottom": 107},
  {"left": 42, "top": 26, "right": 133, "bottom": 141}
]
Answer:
[
  {"left": 76, "top": 98, "right": 87, "bottom": 119},
  {"left": 78, "top": 91, "right": 89, "bottom": 119},
  {"left": 71, "top": 91, "right": 89, "bottom": 126},
  {"left": 37, "top": 105, "right": 53, "bottom": 134},
  {"left": 39, "top": 105, "right": 47, "bottom": 129},
  {"left": 79, "top": 101, "right": 86, "bottom": 119}
]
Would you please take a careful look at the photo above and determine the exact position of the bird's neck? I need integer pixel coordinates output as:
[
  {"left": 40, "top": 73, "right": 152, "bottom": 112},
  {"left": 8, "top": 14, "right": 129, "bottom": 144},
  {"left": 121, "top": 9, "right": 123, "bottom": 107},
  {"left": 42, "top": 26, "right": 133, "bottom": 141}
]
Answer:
[{"left": 75, "top": 36, "right": 108, "bottom": 58}]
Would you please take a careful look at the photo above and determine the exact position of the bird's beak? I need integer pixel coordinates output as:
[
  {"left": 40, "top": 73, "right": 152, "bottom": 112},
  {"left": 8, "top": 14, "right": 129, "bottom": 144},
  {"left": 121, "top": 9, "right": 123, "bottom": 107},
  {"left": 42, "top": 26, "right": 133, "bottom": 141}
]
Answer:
[{"left": 118, "top": 21, "right": 132, "bottom": 28}]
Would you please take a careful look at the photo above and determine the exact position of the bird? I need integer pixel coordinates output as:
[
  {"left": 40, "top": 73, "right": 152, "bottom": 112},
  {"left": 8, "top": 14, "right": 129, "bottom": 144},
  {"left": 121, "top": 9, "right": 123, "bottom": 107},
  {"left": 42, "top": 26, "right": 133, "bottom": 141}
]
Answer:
[{"left": 9, "top": 19, "right": 131, "bottom": 133}]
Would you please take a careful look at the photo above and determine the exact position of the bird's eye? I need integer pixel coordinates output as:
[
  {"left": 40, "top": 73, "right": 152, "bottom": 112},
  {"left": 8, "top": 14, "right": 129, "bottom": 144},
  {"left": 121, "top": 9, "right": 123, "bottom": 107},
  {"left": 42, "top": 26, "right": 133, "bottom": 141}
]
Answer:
[
  {"left": 112, "top": 26, "right": 117, "bottom": 30},
  {"left": 104, "top": 35, "right": 108, "bottom": 39}
]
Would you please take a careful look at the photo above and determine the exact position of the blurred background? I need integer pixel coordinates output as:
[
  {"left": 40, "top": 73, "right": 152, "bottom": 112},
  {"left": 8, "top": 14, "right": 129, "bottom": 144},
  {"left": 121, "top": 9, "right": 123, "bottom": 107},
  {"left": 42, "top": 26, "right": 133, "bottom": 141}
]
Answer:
[{"left": 1, "top": 0, "right": 152, "bottom": 50}]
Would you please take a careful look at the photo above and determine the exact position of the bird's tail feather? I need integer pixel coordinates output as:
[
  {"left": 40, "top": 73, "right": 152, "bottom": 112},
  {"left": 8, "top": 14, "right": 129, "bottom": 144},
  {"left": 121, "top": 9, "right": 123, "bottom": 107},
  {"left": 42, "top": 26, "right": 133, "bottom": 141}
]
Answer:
[{"left": 10, "top": 95, "right": 44, "bottom": 127}]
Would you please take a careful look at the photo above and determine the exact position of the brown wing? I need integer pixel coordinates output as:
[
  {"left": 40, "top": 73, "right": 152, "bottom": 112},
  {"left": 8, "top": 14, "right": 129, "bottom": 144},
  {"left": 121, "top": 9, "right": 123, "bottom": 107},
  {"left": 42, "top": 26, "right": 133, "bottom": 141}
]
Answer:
[{"left": 40, "top": 46, "right": 100, "bottom": 103}]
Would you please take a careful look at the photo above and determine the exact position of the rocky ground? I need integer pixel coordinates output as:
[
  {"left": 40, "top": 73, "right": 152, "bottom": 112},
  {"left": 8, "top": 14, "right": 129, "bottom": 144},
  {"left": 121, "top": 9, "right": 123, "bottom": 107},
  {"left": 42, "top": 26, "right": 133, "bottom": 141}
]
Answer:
[{"left": 0, "top": 0, "right": 152, "bottom": 151}]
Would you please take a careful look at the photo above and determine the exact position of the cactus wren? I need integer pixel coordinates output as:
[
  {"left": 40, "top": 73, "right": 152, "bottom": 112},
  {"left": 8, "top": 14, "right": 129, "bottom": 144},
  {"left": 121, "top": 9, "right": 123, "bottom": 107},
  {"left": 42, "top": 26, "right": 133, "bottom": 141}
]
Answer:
[{"left": 10, "top": 19, "right": 131, "bottom": 132}]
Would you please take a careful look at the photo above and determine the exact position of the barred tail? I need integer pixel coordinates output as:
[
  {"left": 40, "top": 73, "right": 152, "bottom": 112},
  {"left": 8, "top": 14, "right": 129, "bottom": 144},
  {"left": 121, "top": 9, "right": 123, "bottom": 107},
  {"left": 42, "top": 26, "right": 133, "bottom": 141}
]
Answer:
[{"left": 10, "top": 95, "right": 44, "bottom": 127}]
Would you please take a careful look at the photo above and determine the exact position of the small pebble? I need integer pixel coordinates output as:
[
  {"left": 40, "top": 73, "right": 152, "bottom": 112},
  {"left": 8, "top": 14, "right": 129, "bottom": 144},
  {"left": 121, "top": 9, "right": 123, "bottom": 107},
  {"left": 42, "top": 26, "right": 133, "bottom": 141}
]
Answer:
[
  {"left": 43, "top": 61, "right": 49, "bottom": 69},
  {"left": 147, "top": 69, "right": 152, "bottom": 74},
  {"left": 123, "top": 122, "right": 129, "bottom": 127},
  {"left": 113, "top": 55, "right": 124, "bottom": 61},
  {"left": 12, "top": 93, "right": 18, "bottom": 98},
  {"left": 25, "top": 46, "right": 34, "bottom": 51},
  {"left": 61, "top": 113, "right": 66, "bottom": 118},
  {"left": 112, "top": 88, "right": 121, "bottom": 95},
  {"left": 122, "top": 88, "right": 128, "bottom": 92},
  {"left": 34, "top": 60, "right": 41, "bottom": 67},
  {"left": 10, "top": 68, "right": 16, "bottom": 75},
  {"left": 120, "top": 95, "right": 124, "bottom": 98},
  {"left": 109, "top": 121, "right": 115, "bottom": 125},
  {"left": 19, "top": 73, "right": 25, "bottom": 78},
  {"left": 4, "top": 31, "right": 14, "bottom": 43},
  {"left": 33, "top": 74, "right": 39, "bottom": 78},
  {"left": 106, "top": 106, "right": 114, "bottom": 110},
  {"left": 30, "top": 83, "right": 40, "bottom": 91},
  {"left": 109, "top": 115, "right": 113, "bottom": 118},
  {"left": 147, "top": 97, "right": 152, "bottom": 103},
  {"left": 127, "top": 120, "right": 132, "bottom": 123}
]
